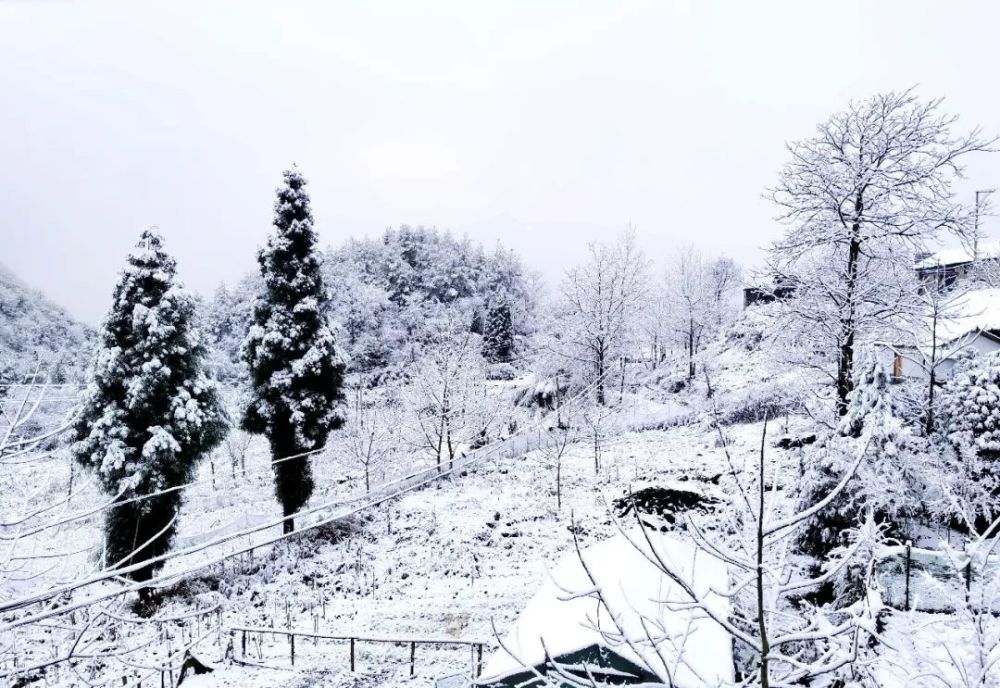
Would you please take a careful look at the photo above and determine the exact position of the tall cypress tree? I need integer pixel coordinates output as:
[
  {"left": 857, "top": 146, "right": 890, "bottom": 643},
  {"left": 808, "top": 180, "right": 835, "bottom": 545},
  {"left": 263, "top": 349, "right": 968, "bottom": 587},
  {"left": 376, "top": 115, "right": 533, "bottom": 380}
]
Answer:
[
  {"left": 72, "top": 230, "right": 227, "bottom": 597},
  {"left": 243, "top": 168, "right": 346, "bottom": 533}
]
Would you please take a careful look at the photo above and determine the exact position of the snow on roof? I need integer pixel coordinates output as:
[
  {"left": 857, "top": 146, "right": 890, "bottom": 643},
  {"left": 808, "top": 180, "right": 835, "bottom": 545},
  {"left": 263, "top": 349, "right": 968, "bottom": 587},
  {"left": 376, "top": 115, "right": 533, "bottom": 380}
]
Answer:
[
  {"left": 916, "top": 241, "right": 1000, "bottom": 269},
  {"left": 481, "top": 530, "right": 732, "bottom": 687},
  {"left": 934, "top": 288, "right": 1000, "bottom": 344}
]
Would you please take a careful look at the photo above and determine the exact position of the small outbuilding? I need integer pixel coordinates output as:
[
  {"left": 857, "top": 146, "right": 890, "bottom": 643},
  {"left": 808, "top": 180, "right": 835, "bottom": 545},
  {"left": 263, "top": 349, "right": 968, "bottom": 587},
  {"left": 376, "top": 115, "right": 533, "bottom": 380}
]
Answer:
[{"left": 477, "top": 530, "right": 732, "bottom": 688}]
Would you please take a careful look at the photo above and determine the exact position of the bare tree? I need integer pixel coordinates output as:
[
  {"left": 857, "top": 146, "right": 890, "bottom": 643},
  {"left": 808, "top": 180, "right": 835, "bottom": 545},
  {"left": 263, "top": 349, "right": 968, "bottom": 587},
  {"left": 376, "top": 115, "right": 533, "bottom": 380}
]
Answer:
[
  {"left": 767, "top": 89, "right": 994, "bottom": 415},
  {"left": 559, "top": 227, "right": 648, "bottom": 405},
  {"left": 407, "top": 308, "right": 500, "bottom": 469},
  {"left": 344, "top": 383, "right": 399, "bottom": 492},
  {"left": 885, "top": 275, "right": 978, "bottom": 434},
  {"left": 540, "top": 423, "right": 576, "bottom": 512},
  {"left": 581, "top": 404, "right": 612, "bottom": 476},
  {"left": 665, "top": 247, "right": 742, "bottom": 380},
  {"left": 223, "top": 427, "right": 252, "bottom": 480},
  {"left": 570, "top": 420, "right": 876, "bottom": 687}
]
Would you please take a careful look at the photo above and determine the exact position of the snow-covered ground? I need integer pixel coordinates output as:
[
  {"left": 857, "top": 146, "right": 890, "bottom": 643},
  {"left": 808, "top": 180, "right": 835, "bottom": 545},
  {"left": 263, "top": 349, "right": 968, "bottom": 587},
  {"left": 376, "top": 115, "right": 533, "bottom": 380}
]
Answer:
[
  {"left": 110, "top": 417, "right": 759, "bottom": 687},
  {"left": 5, "top": 391, "right": 996, "bottom": 687}
]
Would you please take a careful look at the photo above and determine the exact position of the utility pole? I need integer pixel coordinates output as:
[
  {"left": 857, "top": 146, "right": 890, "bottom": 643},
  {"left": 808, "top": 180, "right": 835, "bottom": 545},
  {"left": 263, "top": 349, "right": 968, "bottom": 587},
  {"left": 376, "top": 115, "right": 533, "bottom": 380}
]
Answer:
[{"left": 973, "top": 188, "right": 996, "bottom": 262}]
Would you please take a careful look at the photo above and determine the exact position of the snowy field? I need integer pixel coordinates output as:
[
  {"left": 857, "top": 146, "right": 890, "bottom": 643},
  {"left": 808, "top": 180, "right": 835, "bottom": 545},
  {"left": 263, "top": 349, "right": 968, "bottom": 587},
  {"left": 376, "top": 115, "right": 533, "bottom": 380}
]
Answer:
[
  {"left": 181, "top": 420, "right": 750, "bottom": 687},
  {"left": 56, "top": 416, "right": 756, "bottom": 687}
]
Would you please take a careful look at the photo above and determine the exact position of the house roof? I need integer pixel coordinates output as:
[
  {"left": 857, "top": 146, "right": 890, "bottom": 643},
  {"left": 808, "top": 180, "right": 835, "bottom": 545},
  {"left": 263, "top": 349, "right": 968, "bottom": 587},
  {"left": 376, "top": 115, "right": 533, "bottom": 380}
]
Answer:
[
  {"left": 480, "top": 530, "right": 732, "bottom": 687},
  {"left": 934, "top": 288, "right": 1000, "bottom": 344},
  {"left": 916, "top": 241, "right": 1000, "bottom": 270}
]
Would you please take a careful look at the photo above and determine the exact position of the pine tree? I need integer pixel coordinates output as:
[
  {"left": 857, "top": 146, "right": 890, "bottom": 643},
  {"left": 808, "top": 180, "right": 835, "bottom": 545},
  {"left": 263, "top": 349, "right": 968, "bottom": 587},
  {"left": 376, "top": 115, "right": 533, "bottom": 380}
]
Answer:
[
  {"left": 939, "top": 351, "right": 1000, "bottom": 525},
  {"left": 941, "top": 351, "right": 1000, "bottom": 459},
  {"left": 795, "top": 357, "right": 915, "bottom": 560},
  {"left": 482, "top": 295, "right": 514, "bottom": 363},
  {"left": 243, "top": 168, "right": 346, "bottom": 533},
  {"left": 72, "top": 230, "right": 227, "bottom": 596}
]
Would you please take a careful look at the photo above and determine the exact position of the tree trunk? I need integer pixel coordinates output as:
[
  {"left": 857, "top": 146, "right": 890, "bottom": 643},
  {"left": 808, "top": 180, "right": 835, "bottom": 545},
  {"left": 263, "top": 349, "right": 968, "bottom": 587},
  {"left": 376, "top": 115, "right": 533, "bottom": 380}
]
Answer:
[
  {"left": 596, "top": 347, "right": 606, "bottom": 406},
  {"left": 756, "top": 420, "right": 770, "bottom": 688},
  {"left": 687, "top": 320, "right": 696, "bottom": 380},
  {"left": 593, "top": 431, "right": 600, "bottom": 475},
  {"left": 619, "top": 355, "right": 625, "bottom": 403},
  {"left": 837, "top": 199, "right": 864, "bottom": 416},
  {"left": 556, "top": 456, "right": 562, "bottom": 512}
]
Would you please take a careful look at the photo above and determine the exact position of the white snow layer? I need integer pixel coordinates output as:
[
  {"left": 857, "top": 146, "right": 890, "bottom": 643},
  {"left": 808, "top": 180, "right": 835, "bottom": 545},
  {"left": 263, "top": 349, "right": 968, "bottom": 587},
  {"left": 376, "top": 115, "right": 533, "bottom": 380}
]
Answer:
[
  {"left": 481, "top": 529, "right": 733, "bottom": 687},
  {"left": 916, "top": 241, "right": 1000, "bottom": 269}
]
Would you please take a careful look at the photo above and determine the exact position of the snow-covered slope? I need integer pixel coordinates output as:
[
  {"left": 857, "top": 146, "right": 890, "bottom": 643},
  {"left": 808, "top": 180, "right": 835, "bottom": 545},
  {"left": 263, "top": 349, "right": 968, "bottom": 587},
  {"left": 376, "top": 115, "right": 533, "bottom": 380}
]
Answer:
[{"left": 0, "top": 263, "right": 94, "bottom": 383}]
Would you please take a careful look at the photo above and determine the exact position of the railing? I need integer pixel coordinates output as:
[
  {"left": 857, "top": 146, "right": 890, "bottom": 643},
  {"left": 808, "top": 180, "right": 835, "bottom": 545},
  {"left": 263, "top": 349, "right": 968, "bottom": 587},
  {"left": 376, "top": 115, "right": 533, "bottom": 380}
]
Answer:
[
  {"left": 875, "top": 542, "right": 1000, "bottom": 613},
  {"left": 230, "top": 625, "right": 488, "bottom": 678}
]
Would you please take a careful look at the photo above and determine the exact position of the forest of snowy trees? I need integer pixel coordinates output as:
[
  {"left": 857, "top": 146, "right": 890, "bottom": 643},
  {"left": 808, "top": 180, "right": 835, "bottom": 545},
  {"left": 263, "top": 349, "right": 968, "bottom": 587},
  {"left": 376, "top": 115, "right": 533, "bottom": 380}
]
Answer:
[{"left": 3, "top": 88, "right": 1000, "bottom": 688}]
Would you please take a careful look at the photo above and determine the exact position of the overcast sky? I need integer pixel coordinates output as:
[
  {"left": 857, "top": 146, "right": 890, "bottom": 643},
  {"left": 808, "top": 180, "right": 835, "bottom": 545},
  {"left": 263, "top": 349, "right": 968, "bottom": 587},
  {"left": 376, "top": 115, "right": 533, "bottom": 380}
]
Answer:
[{"left": 2, "top": 1, "right": 999, "bottom": 324}]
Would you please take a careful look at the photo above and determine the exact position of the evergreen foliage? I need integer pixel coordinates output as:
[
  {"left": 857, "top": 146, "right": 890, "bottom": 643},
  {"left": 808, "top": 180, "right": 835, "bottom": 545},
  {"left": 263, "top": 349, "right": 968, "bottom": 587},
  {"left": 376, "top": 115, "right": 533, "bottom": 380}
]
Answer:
[
  {"left": 483, "top": 295, "right": 514, "bottom": 363},
  {"left": 795, "top": 358, "right": 918, "bottom": 559},
  {"left": 321, "top": 230, "right": 532, "bottom": 374},
  {"left": 243, "top": 168, "right": 346, "bottom": 532},
  {"left": 940, "top": 350, "right": 1000, "bottom": 458},
  {"left": 71, "top": 230, "right": 227, "bottom": 587}
]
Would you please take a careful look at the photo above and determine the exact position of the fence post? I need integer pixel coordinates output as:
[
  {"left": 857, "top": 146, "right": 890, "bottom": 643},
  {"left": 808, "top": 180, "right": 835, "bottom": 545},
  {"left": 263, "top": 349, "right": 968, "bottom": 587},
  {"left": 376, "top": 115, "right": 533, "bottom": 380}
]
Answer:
[
  {"left": 965, "top": 558, "right": 973, "bottom": 602},
  {"left": 241, "top": 630, "right": 246, "bottom": 659},
  {"left": 350, "top": 637, "right": 355, "bottom": 671},
  {"left": 410, "top": 641, "right": 416, "bottom": 676},
  {"left": 904, "top": 541, "right": 911, "bottom": 610},
  {"left": 290, "top": 633, "right": 295, "bottom": 666},
  {"left": 476, "top": 643, "right": 483, "bottom": 676}
]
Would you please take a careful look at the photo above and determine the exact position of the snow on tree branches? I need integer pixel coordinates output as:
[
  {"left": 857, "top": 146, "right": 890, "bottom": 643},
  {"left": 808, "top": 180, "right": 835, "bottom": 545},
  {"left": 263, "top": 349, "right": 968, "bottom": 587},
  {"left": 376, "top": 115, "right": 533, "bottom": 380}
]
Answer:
[
  {"left": 796, "top": 357, "right": 926, "bottom": 561},
  {"left": 767, "top": 89, "right": 995, "bottom": 416},
  {"left": 71, "top": 229, "right": 227, "bottom": 592},
  {"left": 243, "top": 168, "right": 346, "bottom": 533},
  {"left": 941, "top": 351, "right": 1000, "bottom": 457}
]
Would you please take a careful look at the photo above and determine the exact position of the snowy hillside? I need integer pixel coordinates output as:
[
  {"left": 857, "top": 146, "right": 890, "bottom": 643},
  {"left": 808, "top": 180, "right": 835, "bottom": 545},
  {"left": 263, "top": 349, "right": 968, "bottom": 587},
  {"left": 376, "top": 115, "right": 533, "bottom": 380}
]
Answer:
[
  {"left": 4, "top": 58, "right": 1000, "bottom": 688},
  {"left": 0, "top": 263, "right": 93, "bottom": 383}
]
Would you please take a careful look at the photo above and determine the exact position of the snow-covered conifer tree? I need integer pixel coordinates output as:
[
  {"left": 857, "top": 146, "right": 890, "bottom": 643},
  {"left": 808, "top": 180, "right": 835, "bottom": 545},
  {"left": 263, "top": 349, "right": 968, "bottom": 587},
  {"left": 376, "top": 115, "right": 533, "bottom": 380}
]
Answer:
[
  {"left": 939, "top": 351, "right": 1000, "bottom": 523},
  {"left": 941, "top": 351, "right": 1000, "bottom": 459},
  {"left": 72, "top": 230, "right": 227, "bottom": 594},
  {"left": 482, "top": 294, "right": 514, "bottom": 363},
  {"left": 796, "top": 356, "right": 920, "bottom": 559},
  {"left": 243, "top": 168, "right": 346, "bottom": 533}
]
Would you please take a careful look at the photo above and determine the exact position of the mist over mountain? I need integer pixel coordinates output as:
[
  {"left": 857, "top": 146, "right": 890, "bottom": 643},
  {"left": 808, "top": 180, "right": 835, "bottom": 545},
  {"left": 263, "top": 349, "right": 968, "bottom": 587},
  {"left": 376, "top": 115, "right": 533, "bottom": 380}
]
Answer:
[{"left": 0, "top": 262, "right": 94, "bottom": 383}]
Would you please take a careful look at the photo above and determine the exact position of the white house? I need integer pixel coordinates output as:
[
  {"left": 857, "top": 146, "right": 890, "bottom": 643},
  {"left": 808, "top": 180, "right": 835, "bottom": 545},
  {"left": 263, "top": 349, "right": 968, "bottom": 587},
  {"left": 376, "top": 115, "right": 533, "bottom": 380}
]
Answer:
[{"left": 881, "top": 287, "right": 1000, "bottom": 382}]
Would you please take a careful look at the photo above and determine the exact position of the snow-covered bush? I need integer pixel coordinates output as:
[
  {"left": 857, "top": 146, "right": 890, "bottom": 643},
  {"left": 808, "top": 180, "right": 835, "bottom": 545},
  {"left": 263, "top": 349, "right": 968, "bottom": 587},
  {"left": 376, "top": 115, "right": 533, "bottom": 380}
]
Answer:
[
  {"left": 937, "top": 351, "right": 1000, "bottom": 526},
  {"left": 485, "top": 361, "right": 519, "bottom": 381}
]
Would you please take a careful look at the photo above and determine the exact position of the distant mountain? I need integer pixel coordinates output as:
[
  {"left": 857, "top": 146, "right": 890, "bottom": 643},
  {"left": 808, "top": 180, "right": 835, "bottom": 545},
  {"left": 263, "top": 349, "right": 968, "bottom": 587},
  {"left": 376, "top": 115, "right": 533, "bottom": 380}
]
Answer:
[{"left": 0, "top": 264, "right": 95, "bottom": 384}]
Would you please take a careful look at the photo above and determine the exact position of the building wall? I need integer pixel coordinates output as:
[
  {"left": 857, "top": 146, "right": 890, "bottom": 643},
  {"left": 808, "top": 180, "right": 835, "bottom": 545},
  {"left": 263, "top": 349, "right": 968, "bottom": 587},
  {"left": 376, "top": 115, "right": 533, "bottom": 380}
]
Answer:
[{"left": 880, "top": 332, "right": 1000, "bottom": 383}]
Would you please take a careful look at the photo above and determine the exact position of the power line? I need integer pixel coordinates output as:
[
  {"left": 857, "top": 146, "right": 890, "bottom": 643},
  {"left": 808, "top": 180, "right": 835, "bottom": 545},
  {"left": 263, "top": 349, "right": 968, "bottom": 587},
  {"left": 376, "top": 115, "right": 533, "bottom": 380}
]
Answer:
[{"left": 0, "top": 375, "right": 604, "bottom": 624}]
